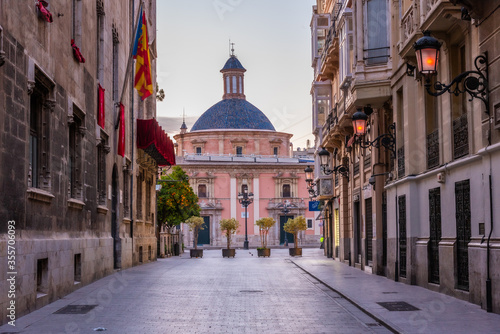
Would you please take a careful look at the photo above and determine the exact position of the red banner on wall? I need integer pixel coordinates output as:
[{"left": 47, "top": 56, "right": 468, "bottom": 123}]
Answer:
[
  {"left": 98, "top": 84, "right": 105, "bottom": 128},
  {"left": 118, "top": 103, "right": 125, "bottom": 157}
]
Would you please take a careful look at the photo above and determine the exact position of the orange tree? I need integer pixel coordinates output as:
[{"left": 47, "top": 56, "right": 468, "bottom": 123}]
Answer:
[{"left": 157, "top": 166, "right": 200, "bottom": 228}]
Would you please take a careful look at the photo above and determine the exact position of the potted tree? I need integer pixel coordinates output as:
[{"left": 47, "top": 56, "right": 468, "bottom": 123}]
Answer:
[
  {"left": 219, "top": 218, "right": 240, "bottom": 258},
  {"left": 185, "top": 216, "right": 205, "bottom": 258},
  {"left": 255, "top": 217, "right": 276, "bottom": 257},
  {"left": 283, "top": 216, "right": 307, "bottom": 257}
]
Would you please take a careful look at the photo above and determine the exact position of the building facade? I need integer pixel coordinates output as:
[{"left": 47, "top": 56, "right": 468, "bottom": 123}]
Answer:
[
  {"left": 311, "top": 0, "right": 500, "bottom": 313},
  {"left": 0, "top": 0, "right": 169, "bottom": 324},
  {"left": 174, "top": 53, "right": 320, "bottom": 248}
]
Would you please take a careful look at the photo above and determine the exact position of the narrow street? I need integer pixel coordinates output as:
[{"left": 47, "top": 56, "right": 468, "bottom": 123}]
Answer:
[
  {"left": 2, "top": 250, "right": 391, "bottom": 334},
  {"left": 3, "top": 248, "right": 500, "bottom": 334}
]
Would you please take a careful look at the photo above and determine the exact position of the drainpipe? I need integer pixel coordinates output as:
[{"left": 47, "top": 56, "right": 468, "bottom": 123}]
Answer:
[
  {"left": 395, "top": 192, "right": 399, "bottom": 282},
  {"left": 486, "top": 174, "right": 493, "bottom": 312}
]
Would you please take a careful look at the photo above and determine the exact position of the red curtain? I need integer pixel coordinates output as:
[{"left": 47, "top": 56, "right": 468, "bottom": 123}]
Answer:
[
  {"left": 118, "top": 104, "right": 125, "bottom": 157},
  {"left": 137, "top": 119, "right": 175, "bottom": 166},
  {"left": 98, "top": 85, "right": 105, "bottom": 128},
  {"left": 71, "top": 39, "right": 85, "bottom": 63},
  {"left": 37, "top": 1, "right": 53, "bottom": 23}
]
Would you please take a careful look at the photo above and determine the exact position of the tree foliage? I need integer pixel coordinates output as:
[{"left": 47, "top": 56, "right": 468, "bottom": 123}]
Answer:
[
  {"left": 255, "top": 217, "right": 276, "bottom": 249},
  {"left": 185, "top": 216, "right": 205, "bottom": 250},
  {"left": 283, "top": 216, "right": 307, "bottom": 250},
  {"left": 219, "top": 218, "right": 240, "bottom": 249},
  {"left": 157, "top": 166, "right": 200, "bottom": 228}
]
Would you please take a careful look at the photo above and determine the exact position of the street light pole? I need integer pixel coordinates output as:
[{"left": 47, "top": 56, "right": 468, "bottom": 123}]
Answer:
[
  {"left": 281, "top": 201, "right": 291, "bottom": 247},
  {"left": 238, "top": 189, "right": 253, "bottom": 250}
]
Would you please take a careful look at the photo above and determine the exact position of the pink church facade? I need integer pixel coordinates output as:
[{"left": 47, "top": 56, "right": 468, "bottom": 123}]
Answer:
[{"left": 173, "top": 53, "right": 321, "bottom": 248}]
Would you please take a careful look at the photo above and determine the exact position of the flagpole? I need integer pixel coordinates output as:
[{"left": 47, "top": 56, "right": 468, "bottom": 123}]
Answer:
[{"left": 116, "top": 1, "right": 144, "bottom": 129}]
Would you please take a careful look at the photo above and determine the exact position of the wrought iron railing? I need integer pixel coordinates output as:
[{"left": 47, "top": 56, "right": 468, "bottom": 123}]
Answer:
[
  {"left": 397, "top": 146, "right": 405, "bottom": 178},
  {"left": 427, "top": 129, "right": 440, "bottom": 169},
  {"left": 453, "top": 114, "right": 469, "bottom": 159}
]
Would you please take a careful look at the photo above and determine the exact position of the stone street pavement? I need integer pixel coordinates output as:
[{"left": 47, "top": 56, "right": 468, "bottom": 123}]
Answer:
[
  {"left": 3, "top": 248, "right": 500, "bottom": 334},
  {"left": 1, "top": 249, "right": 391, "bottom": 334}
]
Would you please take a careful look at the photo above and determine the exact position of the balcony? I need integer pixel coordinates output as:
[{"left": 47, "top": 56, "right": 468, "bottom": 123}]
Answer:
[
  {"left": 398, "top": 1, "right": 461, "bottom": 59},
  {"left": 319, "top": 25, "right": 339, "bottom": 81},
  {"left": 267, "top": 198, "right": 307, "bottom": 210}
]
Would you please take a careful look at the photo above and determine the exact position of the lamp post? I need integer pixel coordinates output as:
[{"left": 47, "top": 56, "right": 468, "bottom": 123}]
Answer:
[
  {"left": 412, "top": 31, "right": 489, "bottom": 114},
  {"left": 238, "top": 189, "right": 253, "bottom": 250},
  {"left": 318, "top": 147, "right": 349, "bottom": 180},
  {"left": 281, "top": 200, "right": 291, "bottom": 247}
]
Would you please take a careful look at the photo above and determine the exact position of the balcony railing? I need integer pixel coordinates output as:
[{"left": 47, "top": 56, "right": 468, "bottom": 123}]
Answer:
[
  {"left": 427, "top": 129, "right": 440, "bottom": 169},
  {"left": 453, "top": 114, "right": 469, "bottom": 160},
  {"left": 397, "top": 146, "right": 405, "bottom": 178},
  {"left": 322, "top": 111, "right": 338, "bottom": 140}
]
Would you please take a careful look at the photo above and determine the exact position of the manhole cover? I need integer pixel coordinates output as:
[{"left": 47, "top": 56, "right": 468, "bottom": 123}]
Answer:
[
  {"left": 54, "top": 305, "right": 98, "bottom": 314},
  {"left": 377, "top": 301, "right": 420, "bottom": 311},
  {"left": 239, "top": 290, "right": 263, "bottom": 293}
]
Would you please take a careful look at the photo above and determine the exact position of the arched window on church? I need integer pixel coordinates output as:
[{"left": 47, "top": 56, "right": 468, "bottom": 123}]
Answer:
[
  {"left": 198, "top": 184, "right": 207, "bottom": 198},
  {"left": 282, "top": 184, "right": 291, "bottom": 198}
]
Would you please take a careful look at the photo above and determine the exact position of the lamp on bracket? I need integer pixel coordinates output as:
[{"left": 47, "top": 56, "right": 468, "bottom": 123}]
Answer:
[
  {"left": 351, "top": 108, "right": 396, "bottom": 160},
  {"left": 318, "top": 148, "right": 349, "bottom": 181},
  {"left": 304, "top": 165, "right": 318, "bottom": 199},
  {"left": 413, "top": 30, "right": 489, "bottom": 114}
]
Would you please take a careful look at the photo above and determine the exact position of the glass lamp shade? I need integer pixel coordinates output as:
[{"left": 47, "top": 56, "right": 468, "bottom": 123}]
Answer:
[
  {"left": 304, "top": 166, "right": 314, "bottom": 182},
  {"left": 413, "top": 31, "right": 441, "bottom": 75},
  {"left": 318, "top": 147, "right": 330, "bottom": 167},
  {"left": 352, "top": 109, "right": 368, "bottom": 136}
]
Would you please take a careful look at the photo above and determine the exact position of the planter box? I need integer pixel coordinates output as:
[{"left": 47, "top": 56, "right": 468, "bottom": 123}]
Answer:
[
  {"left": 190, "top": 249, "right": 203, "bottom": 258},
  {"left": 222, "top": 249, "right": 236, "bottom": 258},
  {"left": 289, "top": 248, "right": 302, "bottom": 257},
  {"left": 257, "top": 248, "right": 271, "bottom": 257}
]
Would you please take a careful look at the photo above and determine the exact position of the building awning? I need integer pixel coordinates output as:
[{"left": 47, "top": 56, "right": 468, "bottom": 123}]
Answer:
[{"left": 137, "top": 118, "right": 175, "bottom": 166}]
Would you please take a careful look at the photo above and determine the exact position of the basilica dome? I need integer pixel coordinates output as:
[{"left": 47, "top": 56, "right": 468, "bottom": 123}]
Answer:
[
  {"left": 190, "top": 53, "right": 276, "bottom": 132},
  {"left": 190, "top": 99, "right": 276, "bottom": 131}
]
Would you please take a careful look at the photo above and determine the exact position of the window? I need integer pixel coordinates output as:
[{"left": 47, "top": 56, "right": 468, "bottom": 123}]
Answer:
[
  {"left": 282, "top": 184, "right": 291, "bottom": 198},
  {"left": 123, "top": 167, "right": 130, "bottom": 217},
  {"left": 146, "top": 176, "right": 152, "bottom": 221},
  {"left": 137, "top": 169, "right": 143, "bottom": 219},
  {"left": 236, "top": 146, "right": 243, "bottom": 156},
  {"left": 198, "top": 184, "right": 207, "bottom": 198},
  {"left": 366, "top": 0, "right": 389, "bottom": 64},
  {"left": 196, "top": 147, "right": 202, "bottom": 155},
  {"left": 307, "top": 219, "right": 313, "bottom": 229},
  {"left": 226, "top": 76, "right": 230, "bottom": 94},
  {"left": 36, "top": 258, "right": 48, "bottom": 296},
  {"left": 112, "top": 24, "right": 119, "bottom": 101},
  {"left": 29, "top": 95, "right": 40, "bottom": 188},
  {"left": 28, "top": 71, "right": 54, "bottom": 190},
  {"left": 273, "top": 147, "right": 279, "bottom": 156},
  {"left": 241, "top": 184, "right": 248, "bottom": 194},
  {"left": 96, "top": 0, "right": 104, "bottom": 81},
  {"left": 74, "top": 254, "right": 81, "bottom": 283},
  {"left": 232, "top": 76, "right": 237, "bottom": 93},
  {"left": 97, "top": 135, "right": 109, "bottom": 205},
  {"left": 68, "top": 111, "right": 83, "bottom": 199},
  {"left": 339, "top": 15, "right": 353, "bottom": 83},
  {"left": 72, "top": 0, "right": 82, "bottom": 47}
]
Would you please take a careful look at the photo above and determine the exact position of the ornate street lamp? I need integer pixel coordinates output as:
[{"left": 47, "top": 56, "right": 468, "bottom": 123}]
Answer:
[
  {"left": 351, "top": 109, "right": 396, "bottom": 160},
  {"left": 318, "top": 147, "right": 349, "bottom": 180},
  {"left": 238, "top": 188, "right": 253, "bottom": 250},
  {"left": 413, "top": 31, "right": 489, "bottom": 114},
  {"left": 304, "top": 166, "right": 318, "bottom": 198}
]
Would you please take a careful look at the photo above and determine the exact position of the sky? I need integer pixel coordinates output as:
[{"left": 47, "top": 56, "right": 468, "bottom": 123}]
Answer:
[{"left": 156, "top": 0, "right": 316, "bottom": 149}]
